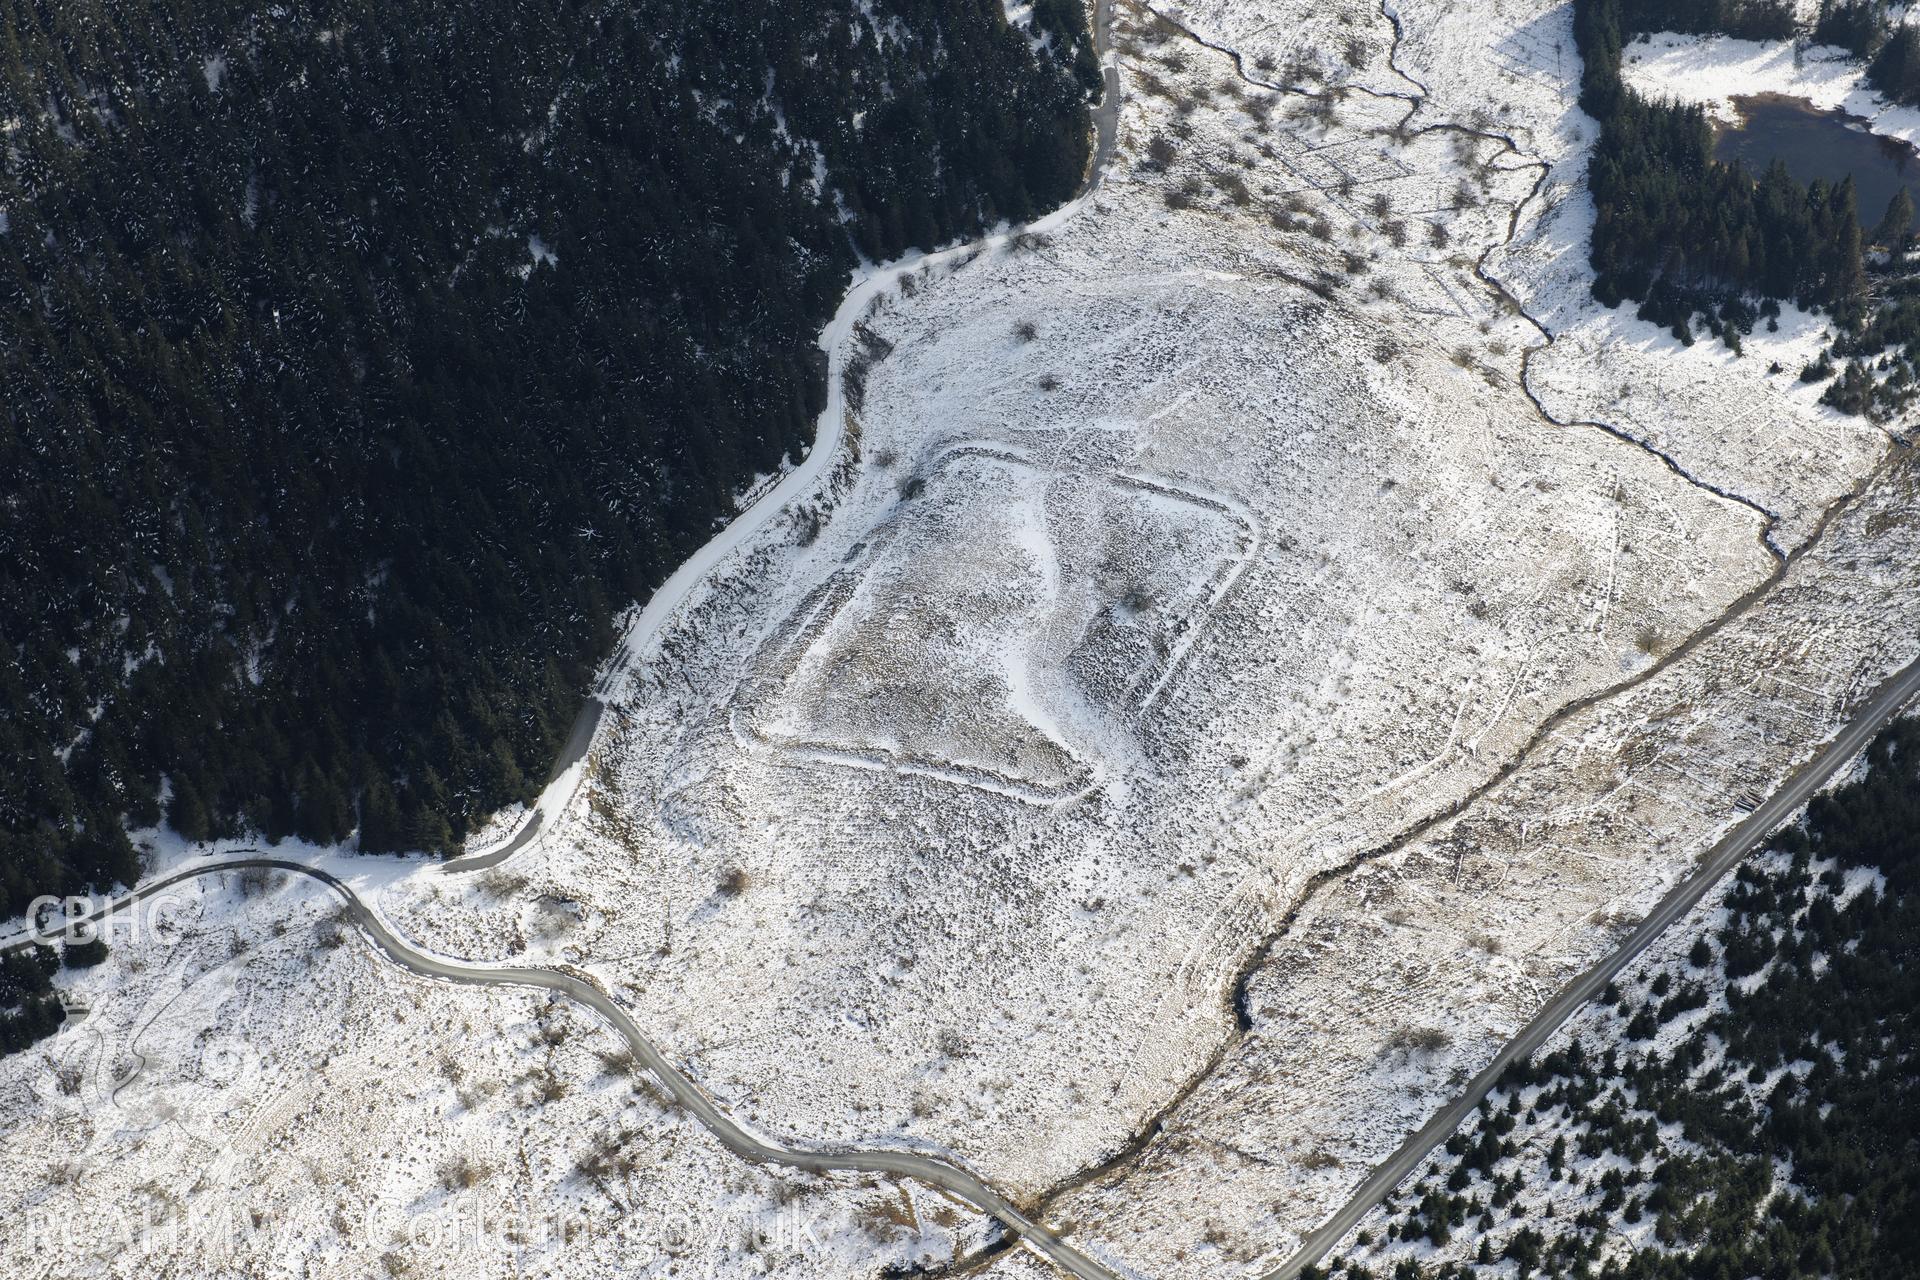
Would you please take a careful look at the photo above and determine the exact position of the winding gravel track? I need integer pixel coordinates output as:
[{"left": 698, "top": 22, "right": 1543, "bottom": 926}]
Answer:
[
  {"left": 12, "top": 646, "right": 1912, "bottom": 1280},
  {"left": 440, "top": 696, "right": 604, "bottom": 874}
]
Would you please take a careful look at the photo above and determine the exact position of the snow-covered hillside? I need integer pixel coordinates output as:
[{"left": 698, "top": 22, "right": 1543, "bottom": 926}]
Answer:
[{"left": 5, "top": 1, "right": 1919, "bottom": 1278}]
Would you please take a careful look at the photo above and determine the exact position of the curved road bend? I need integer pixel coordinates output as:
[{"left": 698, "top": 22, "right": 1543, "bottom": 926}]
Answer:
[
  {"left": 12, "top": 655, "right": 1916, "bottom": 1280},
  {"left": 1265, "top": 651, "right": 1920, "bottom": 1280},
  {"left": 439, "top": 696, "right": 604, "bottom": 875}
]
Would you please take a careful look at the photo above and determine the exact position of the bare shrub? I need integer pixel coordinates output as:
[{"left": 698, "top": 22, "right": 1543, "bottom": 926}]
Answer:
[
  {"left": 575, "top": 1134, "right": 639, "bottom": 1182},
  {"left": 1386, "top": 1026, "right": 1453, "bottom": 1056},
  {"left": 597, "top": 1049, "right": 638, "bottom": 1078},
  {"left": 314, "top": 908, "right": 350, "bottom": 950},
  {"left": 791, "top": 508, "right": 823, "bottom": 547},
  {"left": 1133, "top": 69, "right": 1177, "bottom": 103},
  {"left": 1217, "top": 173, "right": 1252, "bottom": 207},
  {"left": 438, "top": 1155, "right": 491, "bottom": 1192},
  {"left": 481, "top": 869, "right": 528, "bottom": 898},
  {"left": 854, "top": 1189, "right": 922, "bottom": 1240}
]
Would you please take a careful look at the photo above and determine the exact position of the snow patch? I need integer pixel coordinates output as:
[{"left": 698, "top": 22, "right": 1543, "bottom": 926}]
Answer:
[
  {"left": 517, "top": 234, "right": 559, "bottom": 279},
  {"left": 1623, "top": 30, "right": 1920, "bottom": 141}
]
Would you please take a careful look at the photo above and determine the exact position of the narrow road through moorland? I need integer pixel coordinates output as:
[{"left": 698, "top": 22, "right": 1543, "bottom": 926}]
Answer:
[
  {"left": 1263, "top": 651, "right": 1920, "bottom": 1279},
  {"left": 4, "top": 853, "right": 1124, "bottom": 1279},
  {"left": 13, "top": 650, "right": 1916, "bottom": 1280}
]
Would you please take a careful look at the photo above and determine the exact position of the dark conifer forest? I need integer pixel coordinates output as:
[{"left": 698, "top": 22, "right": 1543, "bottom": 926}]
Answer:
[
  {"left": 1575, "top": 0, "right": 1866, "bottom": 338},
  {"left": 0, "top": 945, "right": 63, "bottom": 1054},
  {"left": 1615, "top": 0, "right": 1797, "bottom": 41},
  {"left": 1818, "top": 1, "right": 1920, "bottom": 106},
  {"left": 0, "top": 0, "right": 1097, "bottom": 917},
  {"left": 1572, "top": 0, "right": 1920, "bottom": 413}
]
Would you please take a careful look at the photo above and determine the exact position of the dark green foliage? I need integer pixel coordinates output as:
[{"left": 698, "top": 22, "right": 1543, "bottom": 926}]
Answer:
[
  {"left": 1819, "top": 357, "right": 1880, "bottom": 413},
  {"left": 1812, "top": 1, "right": 1889, "bottom": 58},
  {"left": 1807, "top": 5, "right": 1920, "bottom": 114},
  {"left": 1574, "top": 0, "right": 1794, "bottom": 118},
  {"left": 62, "top": 936, "right": 108, "bottom": 969},
  {"left": 1874, "top": 187, "right": 1916, "bottom": 248},
  {"left": 1799, "top": 353, "right": 1837, "bottom": 382},
  {"left": 0, "top": 945, "right": 65, "bottom": 1054},
  {"left": 1029, "top": 0, "right": 1104, "bottom": 94},
  {"left": 1616, "top": 0, "right": 1796, "bottom": 40},
  {"left": 1577, "top": 0, "right": 1867, "bottom": 326},
  {"left": 0, "top": 0, "right": 1095, "bottom": 915},
  {"left": 1816, "top": 0, "right": 1889, "bottom": 58},
  {"left": 1871, "top": 22, "right": 1920, "bottom": 103},
  {"left": 1569, "top": 0, "right": 1920, "bottom": 417}
]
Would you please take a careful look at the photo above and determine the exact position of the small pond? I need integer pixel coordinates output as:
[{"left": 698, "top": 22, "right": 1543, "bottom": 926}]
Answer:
[{"left": 1714, "top": 93, "right": 1920, "bottom": 233}]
